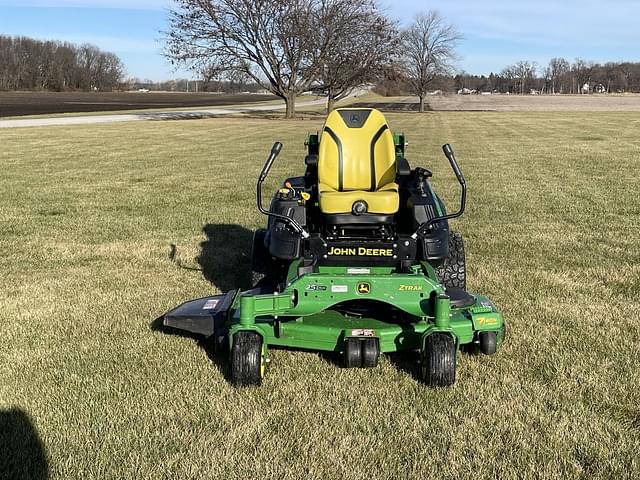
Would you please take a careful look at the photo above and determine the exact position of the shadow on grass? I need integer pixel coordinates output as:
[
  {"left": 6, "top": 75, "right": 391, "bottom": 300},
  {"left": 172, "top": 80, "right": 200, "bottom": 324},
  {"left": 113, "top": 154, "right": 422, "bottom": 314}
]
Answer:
[
  {"left": 241, "top": 109, "right": 326, "bottom": 120},
  {"left": 139, "top": 111, "right": 227, "bottom": 121},
  {"left": 197, "top": 223, "right": 253, "bottom": 292},
  {"left": 150, "top": 315, "right": 230, "bottom": 381},
  {"left": 0, "top": 408, "right": 48, "bottom": 480},
  {"left": 386, "top": 351, "right": 421, "bottom": 379},
  {"left": 168, "top": 223, "right": 254, "bottom": 292},
  {"left": 154, "top": 223, "right": 255, "bottom": 381},
  {"left": 350, "top": 101, "right": 430, "bottom": 112}
]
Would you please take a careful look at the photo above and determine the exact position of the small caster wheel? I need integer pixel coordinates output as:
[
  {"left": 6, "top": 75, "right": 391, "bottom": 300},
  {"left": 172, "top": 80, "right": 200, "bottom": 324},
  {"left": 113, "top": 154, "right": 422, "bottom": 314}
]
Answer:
[
  {"left": 421, "top": 333, "right": 456, "bottom": 387},
  {"left": 479, "top": 331, "right": 497, "bottom": 355},
  {"left": 343, "top": 338, "right": 362, "bottom": 368},
  {"left": 361, "top": 338, "right": 380, "bottom": 368},
  {"left": 230, "top": 331, "right": 265, "bottom": 386}
]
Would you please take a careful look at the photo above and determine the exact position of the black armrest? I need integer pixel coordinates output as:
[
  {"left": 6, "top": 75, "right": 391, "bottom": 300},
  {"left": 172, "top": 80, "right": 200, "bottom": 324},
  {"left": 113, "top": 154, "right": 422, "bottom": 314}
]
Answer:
[{"left": 396, "top": 156, "right": 411, "bottom": 176}]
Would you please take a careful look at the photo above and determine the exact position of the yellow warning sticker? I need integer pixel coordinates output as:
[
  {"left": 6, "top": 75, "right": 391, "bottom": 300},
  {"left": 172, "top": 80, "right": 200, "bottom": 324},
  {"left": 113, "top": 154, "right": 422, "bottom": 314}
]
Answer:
[{"left": 476, "top": 316, "right": 498, "bottom": 327}]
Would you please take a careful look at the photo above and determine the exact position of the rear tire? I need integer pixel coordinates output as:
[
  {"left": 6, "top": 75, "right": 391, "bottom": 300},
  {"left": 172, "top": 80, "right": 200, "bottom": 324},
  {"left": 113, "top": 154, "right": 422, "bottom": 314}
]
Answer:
[
  {"left": 479, "top": 331, "right": 497, "bottom": 355},
  {"left": 422, "top": 333, "right": 456, "bottom": 387},
  {"left": 436, "top": 231, "right": 466, "bottom": 290},
  {"left": 230, "top": 331, "right": 264, "bottom": 386}
]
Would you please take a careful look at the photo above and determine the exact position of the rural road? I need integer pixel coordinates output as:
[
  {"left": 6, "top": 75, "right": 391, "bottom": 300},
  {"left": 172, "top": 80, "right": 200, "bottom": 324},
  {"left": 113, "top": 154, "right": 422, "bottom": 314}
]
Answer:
[{"left": 0, "top": 97, "right": 328, "bottom": 128}]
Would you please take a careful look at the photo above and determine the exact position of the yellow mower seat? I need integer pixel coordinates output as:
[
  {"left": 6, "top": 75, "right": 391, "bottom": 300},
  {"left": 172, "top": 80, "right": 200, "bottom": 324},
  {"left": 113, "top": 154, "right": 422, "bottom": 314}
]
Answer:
[{"left": 318, "top": 108, "right": 399, "bottom": 215}]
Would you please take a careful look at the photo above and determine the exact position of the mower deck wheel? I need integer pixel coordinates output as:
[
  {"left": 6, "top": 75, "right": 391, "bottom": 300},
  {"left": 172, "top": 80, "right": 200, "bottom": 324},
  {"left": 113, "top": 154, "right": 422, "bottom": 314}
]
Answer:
[
  {"left": 230, "top": 331, "right": 264, "bottom": 386},
  {"left": 422, "top": 333, "right": 456, "bottom": 387},
  {"left": 361, "top": 338, "right": 380, "bottom": 368},
  {"left": 479, "top": 331, "right": 497, "bottom": 355},
  {"left": 343, "top": 338, "right": 363, "bottom": 368}
]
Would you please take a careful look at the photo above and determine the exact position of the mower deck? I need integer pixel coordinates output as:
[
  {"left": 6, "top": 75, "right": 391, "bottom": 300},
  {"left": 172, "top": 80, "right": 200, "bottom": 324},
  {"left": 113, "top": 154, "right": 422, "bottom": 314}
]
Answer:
[{"left": 164, "top": 270, "right": 505, "bottom": 355}]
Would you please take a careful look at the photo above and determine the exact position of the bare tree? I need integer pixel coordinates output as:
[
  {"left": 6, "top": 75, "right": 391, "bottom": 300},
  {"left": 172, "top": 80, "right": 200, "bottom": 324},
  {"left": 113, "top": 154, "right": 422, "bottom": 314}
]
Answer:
[
  {"left": 167, "top": 0, "right": 372, "bottom": 118},
  {"left": 514, "top": 60, "right": 537, "bottom": 94},
  {"left": 572, "top": 58, "right": 594, "bottom": 94},
  {"left": 316, "top": 2, "right": 397, "bottom": 112},
  {"left": 401, "top": 11, "right": 460, "bottom": 112},
  {"left": 547, "top": 57, "right": 570, "bottom": 94},
  {"left": 501, "top": 61, "right": 536, "bottom": 94}
]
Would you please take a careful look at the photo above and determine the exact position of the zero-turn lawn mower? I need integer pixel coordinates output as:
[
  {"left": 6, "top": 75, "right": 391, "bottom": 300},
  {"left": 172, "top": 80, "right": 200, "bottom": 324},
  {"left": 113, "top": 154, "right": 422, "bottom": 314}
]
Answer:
[{"left": 163, "top": 108, "right": 505, "bottom": 387}]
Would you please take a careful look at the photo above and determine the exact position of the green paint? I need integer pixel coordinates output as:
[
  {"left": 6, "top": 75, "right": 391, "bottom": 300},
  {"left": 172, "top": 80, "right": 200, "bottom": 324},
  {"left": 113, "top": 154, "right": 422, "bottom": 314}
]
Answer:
[{"left": 228, "top": 270, "right": 504, "bottom": 354}]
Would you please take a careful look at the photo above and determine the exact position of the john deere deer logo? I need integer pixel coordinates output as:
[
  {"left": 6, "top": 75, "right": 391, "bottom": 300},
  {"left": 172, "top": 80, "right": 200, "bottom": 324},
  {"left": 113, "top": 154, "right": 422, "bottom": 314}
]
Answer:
[{"left": 357, "top": 282, "right": 371, "bottom": 294}]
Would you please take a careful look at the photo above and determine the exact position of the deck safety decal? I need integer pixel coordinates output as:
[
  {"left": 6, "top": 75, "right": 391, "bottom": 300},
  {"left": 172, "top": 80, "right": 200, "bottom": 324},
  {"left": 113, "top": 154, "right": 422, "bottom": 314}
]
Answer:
[{"left": 202, "top": 299, "right": 219, "bottom": 310}]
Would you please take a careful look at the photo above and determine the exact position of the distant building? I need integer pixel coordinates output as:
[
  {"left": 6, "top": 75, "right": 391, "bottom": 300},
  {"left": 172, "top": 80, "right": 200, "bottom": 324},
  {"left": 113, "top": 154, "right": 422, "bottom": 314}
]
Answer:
[{"left": 582, "top": 82, "right": 607, "bottom": 94}]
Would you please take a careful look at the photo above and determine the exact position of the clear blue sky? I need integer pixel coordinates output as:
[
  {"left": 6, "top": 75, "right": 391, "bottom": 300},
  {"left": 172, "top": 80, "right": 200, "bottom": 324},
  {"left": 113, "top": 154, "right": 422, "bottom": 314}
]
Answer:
[{"left": 0, "top": 0, "right": 638, "bottom": 81}]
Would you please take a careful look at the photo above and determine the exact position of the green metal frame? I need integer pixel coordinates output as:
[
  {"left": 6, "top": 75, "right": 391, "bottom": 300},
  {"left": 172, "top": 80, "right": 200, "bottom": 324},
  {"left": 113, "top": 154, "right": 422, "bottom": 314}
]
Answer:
[{"left": 226, "top": 260, "right": 504, "bottom": 357}]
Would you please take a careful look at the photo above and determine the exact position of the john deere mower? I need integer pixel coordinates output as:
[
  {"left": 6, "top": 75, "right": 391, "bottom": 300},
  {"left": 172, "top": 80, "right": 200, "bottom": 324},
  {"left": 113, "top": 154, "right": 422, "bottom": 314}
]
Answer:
[{"left": 163, "top": 108, "right": 505, "bottom": 387}]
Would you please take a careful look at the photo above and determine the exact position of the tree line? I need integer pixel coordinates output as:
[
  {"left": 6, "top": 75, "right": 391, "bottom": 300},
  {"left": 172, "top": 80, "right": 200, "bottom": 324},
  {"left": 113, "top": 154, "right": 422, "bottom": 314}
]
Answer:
[
  {"left": 0, "top": 35, "right": 124, "bottom": 91},
  {"left": 453, "top": 59, "right": 640, "bottom": 95}
]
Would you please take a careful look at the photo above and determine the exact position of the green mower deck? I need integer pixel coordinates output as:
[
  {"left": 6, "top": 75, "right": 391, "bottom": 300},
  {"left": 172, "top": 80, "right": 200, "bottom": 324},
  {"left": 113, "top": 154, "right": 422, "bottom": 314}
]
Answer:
[{"left": 164, "top": 264, "right": 505, "bottom": 386}]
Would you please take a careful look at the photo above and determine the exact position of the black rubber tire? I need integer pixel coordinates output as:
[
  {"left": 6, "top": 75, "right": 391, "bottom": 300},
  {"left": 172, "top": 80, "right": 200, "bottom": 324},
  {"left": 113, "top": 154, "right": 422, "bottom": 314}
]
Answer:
[
  {"left": 422, "top": 333, "right": 456, "bottom": 387},
  {"left": 230, "top": 331, "right": 264, "bottom": 386},
  {"left": 361, "top": 338, "right": 380, "bottom": 368},
  {"left": 436, "top": 231, "right": 466, "bottom": 290},
  {"left": 343, "top": 338, "right": 362, "bottom": 368},
  {"left": 479, "top": 331, "right": 497, "bottom": 355}
]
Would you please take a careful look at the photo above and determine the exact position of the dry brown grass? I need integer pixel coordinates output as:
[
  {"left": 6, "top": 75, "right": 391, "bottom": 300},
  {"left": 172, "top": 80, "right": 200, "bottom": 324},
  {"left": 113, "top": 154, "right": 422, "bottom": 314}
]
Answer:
[{"left": 1, "top": 111, "right": 639, "bottom": 479}]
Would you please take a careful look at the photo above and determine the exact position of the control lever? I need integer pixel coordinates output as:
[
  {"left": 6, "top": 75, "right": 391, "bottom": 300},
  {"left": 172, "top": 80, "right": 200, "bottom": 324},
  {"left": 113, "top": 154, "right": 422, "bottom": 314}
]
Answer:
[
  {"left": 411, "top": 144, "right": 467, "bottom": 239},
  {"left": 257, "top": 142, "right": 309, "bottom": 238}
]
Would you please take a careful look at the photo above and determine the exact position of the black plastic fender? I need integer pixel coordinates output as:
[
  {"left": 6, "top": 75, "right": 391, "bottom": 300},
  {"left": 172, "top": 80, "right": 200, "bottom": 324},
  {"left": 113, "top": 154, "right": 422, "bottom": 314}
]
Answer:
[{"left": 163, "top": 290, "right": 237, "bottom": 337}]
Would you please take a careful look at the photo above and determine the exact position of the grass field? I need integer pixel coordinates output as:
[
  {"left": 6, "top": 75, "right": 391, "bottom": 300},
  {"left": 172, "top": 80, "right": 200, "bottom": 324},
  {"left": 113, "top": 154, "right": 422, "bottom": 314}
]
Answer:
[{"left": 1, "top": 110, "right": 639, "bottom": 479}]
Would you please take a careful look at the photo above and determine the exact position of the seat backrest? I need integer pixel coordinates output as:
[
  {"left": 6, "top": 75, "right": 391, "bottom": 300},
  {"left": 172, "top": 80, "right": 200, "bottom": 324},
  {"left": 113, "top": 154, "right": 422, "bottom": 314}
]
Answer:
[{"left": 318, "top": 108, "right": 396, "bottom": 192}]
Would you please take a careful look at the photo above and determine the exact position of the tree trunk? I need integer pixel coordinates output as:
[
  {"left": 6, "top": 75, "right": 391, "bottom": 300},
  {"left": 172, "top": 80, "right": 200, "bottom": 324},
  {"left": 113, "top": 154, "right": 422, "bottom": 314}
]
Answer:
[
  {"left": 284, "top": 91, "right": 296, "bottom": 118},
  {"left": 327, "top": 95, "right": 336, "bottom": 114},
  {"left": 419, "top": 95, "right": 425, "bottom": 112},
  {"left": 326, "top": 87, "right": 336, "bottom": 113}
]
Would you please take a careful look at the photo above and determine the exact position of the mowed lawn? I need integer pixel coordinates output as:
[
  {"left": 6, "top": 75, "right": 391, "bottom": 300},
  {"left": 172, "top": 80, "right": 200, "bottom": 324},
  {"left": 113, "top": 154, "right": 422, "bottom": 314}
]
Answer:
[{"left": 1, "top": 110, "right": 639, "bottom": 479}]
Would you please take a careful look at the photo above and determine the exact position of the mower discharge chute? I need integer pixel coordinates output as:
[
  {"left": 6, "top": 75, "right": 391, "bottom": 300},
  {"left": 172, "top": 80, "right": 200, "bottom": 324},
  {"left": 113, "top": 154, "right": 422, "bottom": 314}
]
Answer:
[{"left": 163, "top": 108, "right": 505, "bottom": 387}]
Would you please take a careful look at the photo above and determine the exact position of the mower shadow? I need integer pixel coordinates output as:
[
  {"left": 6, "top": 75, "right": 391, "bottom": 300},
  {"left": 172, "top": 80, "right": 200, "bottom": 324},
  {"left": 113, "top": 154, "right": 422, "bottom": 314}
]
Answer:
[
  {"left": 386, "top": 351, "right": 422, "bottom": 379},
  {"left": 197, "top": 223, "right": 254, "bottom": 292},
  {"left": 0, "top": 408, "right": 48, "bottom": 480},
  {"left": 152, "top": 223, "right": 254, "bottom": 382},
  {"left": 150, "top": 315, "right": 230, "bottom": 381}
]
